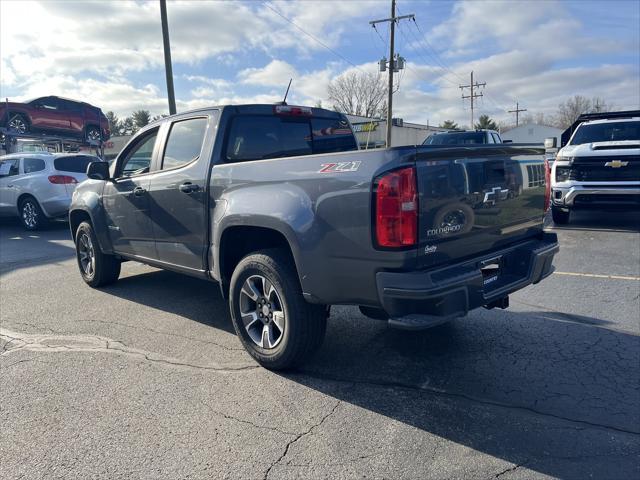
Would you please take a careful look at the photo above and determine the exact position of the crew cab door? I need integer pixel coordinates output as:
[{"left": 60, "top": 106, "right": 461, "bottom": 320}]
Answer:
[
  {"left": 102, "top": 127, "right": 160, "bottom": 259},
  {"left": 147, "top": 114, "right": 215, "bottom": 272}
]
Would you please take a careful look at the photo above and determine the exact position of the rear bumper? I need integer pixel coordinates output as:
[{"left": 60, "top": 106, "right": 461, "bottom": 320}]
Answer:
[
  {"left": 553, "top": 184, "right": 640, "bottom": 208},
  {"left": 376, "top": 232, "right": 559, "bottom": 323}
]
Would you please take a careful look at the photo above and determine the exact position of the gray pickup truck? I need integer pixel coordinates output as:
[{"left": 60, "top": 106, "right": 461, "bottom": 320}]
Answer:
[{"left": 70, "top": 104, "right": 558, "bottom": 369}]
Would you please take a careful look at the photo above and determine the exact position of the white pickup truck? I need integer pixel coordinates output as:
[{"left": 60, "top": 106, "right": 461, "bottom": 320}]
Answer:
[{"left": 550, "top": 112, "right": 640, "bottom": 224}]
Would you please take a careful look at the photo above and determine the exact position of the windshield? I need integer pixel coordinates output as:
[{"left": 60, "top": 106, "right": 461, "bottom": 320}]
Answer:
[
  {"left": 570, "top": 121, "right": 640, "bottom": 145},
  {"left": 424, "top": 132, "right": 486, "bottom": 145}
]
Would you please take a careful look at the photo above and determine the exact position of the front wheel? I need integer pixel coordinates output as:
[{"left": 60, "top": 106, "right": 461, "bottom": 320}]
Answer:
[
  {"left": 552, "top": 206, "right": 570, "bottom": 225},
  {"left": 86, "top": 126, "right": 102, "bottom": 142},
  {"left": 75, "top": 221, "right": 121, "bottom": 287},
  {"left": 229, "top": 249, "right": 327, "bottom": 370}
]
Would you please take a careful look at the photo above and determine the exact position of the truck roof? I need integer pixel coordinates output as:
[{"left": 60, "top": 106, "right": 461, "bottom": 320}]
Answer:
[
  {"left": 147, "top": 104, "right": 347, "bottom": 127},
  {"left": 579, "top": 117, "right": 639, "bottom": 126}
]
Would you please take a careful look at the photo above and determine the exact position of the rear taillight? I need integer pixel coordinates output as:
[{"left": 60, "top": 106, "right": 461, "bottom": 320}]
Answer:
[
  {"left": 544, "top": 158, "right": 551, "bottom": 211},
  {"left": 48, "top": 175, "right": 78, "bottom": 184},
  {"left": 375, "top": 166, "right": 418, "bottom": 248}
]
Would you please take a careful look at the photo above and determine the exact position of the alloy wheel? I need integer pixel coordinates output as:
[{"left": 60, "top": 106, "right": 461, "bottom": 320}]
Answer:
[
  {"left": 77, "top": 232, "right": 96, "bottom": 278},
  {"left": 239, "top": 275, "right": 286, "bottom": 349},
  {"left": 22, "top": 201, "right": 38, "bottom": 229},
  {"left": 87, "top": 128, "right": 101, "bottom": 142},
  {"left": 9, "top": 116, "right": 27, "bottom": 134}
]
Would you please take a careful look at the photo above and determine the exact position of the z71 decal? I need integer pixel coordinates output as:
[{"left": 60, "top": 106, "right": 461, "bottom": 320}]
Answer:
[{"left": 318, "top": 161, "right": 361, "bottom": 173}]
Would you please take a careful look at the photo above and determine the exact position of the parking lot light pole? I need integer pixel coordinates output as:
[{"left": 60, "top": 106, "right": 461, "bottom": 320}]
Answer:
[{"left": 160, "top": 0, "right": 176, "bottom": 115}]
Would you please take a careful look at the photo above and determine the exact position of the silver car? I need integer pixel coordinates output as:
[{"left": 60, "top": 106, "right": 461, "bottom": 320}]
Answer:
[{"left": 0, "top": 152, "right": 102, "bottom": 230}]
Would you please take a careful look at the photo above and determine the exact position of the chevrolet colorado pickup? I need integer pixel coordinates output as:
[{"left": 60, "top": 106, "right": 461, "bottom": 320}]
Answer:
[
  {"left": 70, "top": 104, "right": 558, "bottom": 369},
  {"left": 551, "top": 111, "right": 640, "bottom": 224}
]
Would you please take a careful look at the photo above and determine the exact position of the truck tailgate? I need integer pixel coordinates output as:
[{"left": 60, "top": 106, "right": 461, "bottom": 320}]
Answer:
[{"left": 415, "top": 145, "right": 546, "bottom": 269}]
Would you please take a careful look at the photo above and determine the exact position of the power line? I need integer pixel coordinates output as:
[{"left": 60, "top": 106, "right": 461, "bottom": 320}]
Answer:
[
  {"left": 262, "top": 2, "right": 367, "bottom": 74},
  {"left": 395, "top": 21, "right": 460, "bottom": 87}
]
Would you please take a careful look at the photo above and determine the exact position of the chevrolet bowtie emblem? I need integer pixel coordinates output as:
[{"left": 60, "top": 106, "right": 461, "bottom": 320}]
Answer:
[{"left": 604, "top": 160, "right": 629, "bottom": 168}]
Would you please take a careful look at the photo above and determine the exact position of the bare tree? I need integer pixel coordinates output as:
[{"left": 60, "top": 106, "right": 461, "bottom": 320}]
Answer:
[
  {"left": 328, "top": 72, "right": 387, "bottom": 118},
  {"left": 554, "top": 95, "right": 613, "bottom": 129}
]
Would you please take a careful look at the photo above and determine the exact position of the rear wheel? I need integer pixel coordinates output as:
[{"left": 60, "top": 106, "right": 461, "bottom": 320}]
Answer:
[
  {"left": 229, "top": 249, "right": 327, "bottom": 370},
  {"left": 8, "top": 114, "right": 29, "bottom": 134},
  {"left": 75, "top": 221, "right": 121, "bottom": 287},
  {"left": 552, "top": 206, "right": 570, "bottom": 225},
  {"left": 19, "top": 196, "right": 47, "bottom": 230}
]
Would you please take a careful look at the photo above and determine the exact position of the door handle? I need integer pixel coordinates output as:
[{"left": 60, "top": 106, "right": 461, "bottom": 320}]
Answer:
[
  {"left": 7, "top": 184, "right": 13, "bottom": 188},
  {"left": 179, "top": 182, "right": 200, "bottom": 194},
  {"left": 133, "top": 186, "right": 146, "bottom": 197}
]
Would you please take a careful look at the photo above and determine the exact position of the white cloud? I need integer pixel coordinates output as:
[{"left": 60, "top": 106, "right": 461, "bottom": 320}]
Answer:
[{"left": 239, "top": 60, "right": 298, "bottom": 87}]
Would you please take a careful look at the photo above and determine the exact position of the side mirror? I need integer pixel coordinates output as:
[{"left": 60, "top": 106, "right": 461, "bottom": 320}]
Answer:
[
  {"left": 502, "top": 139, "right": 513, "bottom": 143},
  {"left": 86, "top": 161, "right": 110, "bottom": 180},
  {"left": 544, "top": 137, "right": 557, "bottom": 149}
]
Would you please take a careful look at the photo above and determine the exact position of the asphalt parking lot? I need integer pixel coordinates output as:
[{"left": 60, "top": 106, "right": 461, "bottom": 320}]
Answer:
[{"left": 1, "top": 212, "right": 638, "bottom": 479}]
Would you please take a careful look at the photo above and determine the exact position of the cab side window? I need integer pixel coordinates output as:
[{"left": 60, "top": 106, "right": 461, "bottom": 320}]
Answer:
[
  {"left": 118, "top": 129, "right": 159, "bottom": 177},
  {"left": 0, "top": 159, "right": 20, "bottom": 177},
  {"left": 161, "top": 117, "right": 208, "bottom": 170}
]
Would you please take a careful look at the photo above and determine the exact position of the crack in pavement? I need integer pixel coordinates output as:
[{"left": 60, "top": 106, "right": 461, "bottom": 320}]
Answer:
[
  {"left": 263, "top": 399, "right": 342, "bottom": 480},
  {"left": 73, "top": 317, "right": 244, "bottom": 351},
  {"left": 494, "top": 461, "right": 529, "bottom": 478},
  {"left": 291, "top": 371, "right": 640, "bottom": 436},
  {"left": 0, "top": 328, "right": 258, "bottom": 373},
  {"left": 200, "top": 399, "right": 299, "bottom": 437}
]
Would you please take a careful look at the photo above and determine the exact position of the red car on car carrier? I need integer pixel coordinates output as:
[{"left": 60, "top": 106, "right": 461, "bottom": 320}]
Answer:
[{"left": 0, "top": 96, "right": 110, "bottom": 142}]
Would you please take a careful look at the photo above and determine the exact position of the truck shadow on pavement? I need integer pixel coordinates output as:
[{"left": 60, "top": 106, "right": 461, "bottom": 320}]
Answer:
[
  {"left": 99, "top": 269, "right": 639, "bottom": 478},
  {"left": 287, "top": 308, "right": 639, "bottom": 478},
  {"left": 102, "top": 269, "right": 236, "bottom": 335}
]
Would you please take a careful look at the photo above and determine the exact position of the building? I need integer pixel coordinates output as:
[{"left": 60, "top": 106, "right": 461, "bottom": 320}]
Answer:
[
  {"left": 501, "top": 124, "right": 562, "bottom": 145},
  {"left": 347, "top": 115, "right": 446, "bottom": 148}
]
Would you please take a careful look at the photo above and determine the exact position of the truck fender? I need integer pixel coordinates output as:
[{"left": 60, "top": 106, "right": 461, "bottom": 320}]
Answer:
[
  {"left": 69, "top": 187, "right": 114, "bottom": 254},
  {"left": 212, "top": 183, "right": 315, "bottom": 292}
]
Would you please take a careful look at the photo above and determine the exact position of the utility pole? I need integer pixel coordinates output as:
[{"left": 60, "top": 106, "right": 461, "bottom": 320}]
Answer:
[
  {"left": 459, "top": 71, "right": 485, "bottom": 129},
  {"left": 508, "top": 102, "right": 527, "bottom": 126},
  {"left": 160, "top": 0, "right": 176, "bottom": 115},
  {"left": 370, "top": 0, "right": 413, "bottom": 148}
]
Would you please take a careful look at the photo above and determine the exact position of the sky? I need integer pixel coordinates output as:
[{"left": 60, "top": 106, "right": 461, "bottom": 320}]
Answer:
[{"left": 1, "top": 0, "right": 639, "bottom": 128}]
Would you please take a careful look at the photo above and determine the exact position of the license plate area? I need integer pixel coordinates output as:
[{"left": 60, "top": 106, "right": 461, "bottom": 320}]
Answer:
[{"left": 480, "top": 257, "right": 502, "bottom": 287}]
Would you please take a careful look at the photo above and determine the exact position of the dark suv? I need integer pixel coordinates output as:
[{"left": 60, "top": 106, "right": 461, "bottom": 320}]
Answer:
[{"left": 0, "top": 96, "right": 110, "bottom": 142}]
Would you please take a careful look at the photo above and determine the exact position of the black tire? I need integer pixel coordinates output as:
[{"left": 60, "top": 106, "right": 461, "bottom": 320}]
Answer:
[
  {"left": 75, "top": 221, "right": 121, "bottom": 287},
  {"left": 552, "top": 206, "right": 570, "bottom": 225},
  {"left": 229, "top": 249, "right": 327, "bottom": 370},
  {"left": 85, "top": 125, "right": 102, "bottom": 142},
  {"left": 19, "top": 196, "right": 47, "bottom": 231},
  {"left": 8, "top": 113, "right": 29, "bottom": 134},
  {"left": 433, "top": 202, "right": 475, "bottom": 235}
]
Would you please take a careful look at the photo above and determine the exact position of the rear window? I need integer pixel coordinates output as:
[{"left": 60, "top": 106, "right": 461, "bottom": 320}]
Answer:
[
  {"left": 570, "top": 121, "right": 640, "bottom": 145},
  {"left": 225, "top": 115, "right": 356, "bottom": 162},
  {"left": 54, "top": 155, "right": 100, "bottom": 173},
  {"left": 424, "top": 132, "right": 486, "bottom": 145}
]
